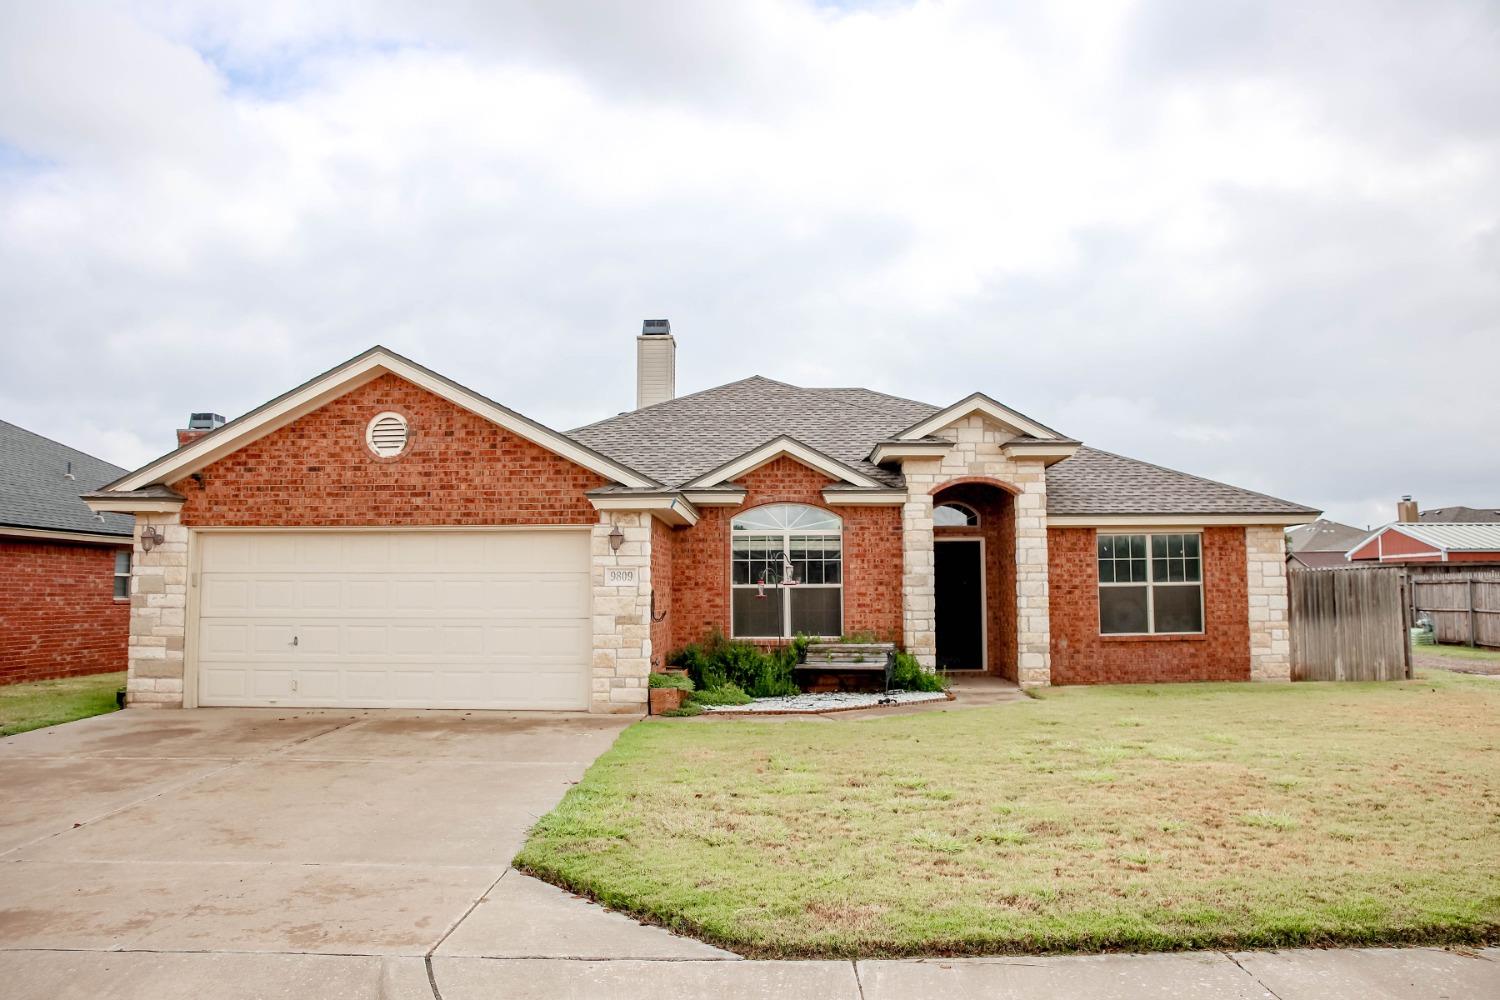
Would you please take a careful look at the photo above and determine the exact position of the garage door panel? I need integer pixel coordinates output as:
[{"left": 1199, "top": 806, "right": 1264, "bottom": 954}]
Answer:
[{"left": 196, "top": 531, "right": 591, "bottom": 710}]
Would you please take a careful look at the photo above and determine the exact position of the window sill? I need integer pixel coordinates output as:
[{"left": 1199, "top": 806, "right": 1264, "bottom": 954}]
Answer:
[{"left": 1099, "top": 632, "right": 1207, "bottom": 643}]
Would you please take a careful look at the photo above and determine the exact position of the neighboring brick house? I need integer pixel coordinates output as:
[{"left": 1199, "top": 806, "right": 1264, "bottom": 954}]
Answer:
[
  {"left": 1, "top": 420, "right": 134, "bottom": 685},
  {"left": 85, "top": 325, "right": 1317, "bottom": 713}
]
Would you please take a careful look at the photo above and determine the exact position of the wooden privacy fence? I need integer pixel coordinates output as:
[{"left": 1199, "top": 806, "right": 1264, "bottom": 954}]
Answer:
[
  {"left": 1289, "top": 567, "right": 1412, "bottom": 681},
  {"left": 1410, "top": 571, "right": 1500, "bottom": 648}
]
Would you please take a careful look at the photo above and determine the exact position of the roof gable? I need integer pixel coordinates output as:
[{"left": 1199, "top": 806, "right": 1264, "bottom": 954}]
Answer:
[
  {"left": 895, "top": 392, "right": 1067, "bottom": 442},
  {"left": 683, "top": 436, "right": 883, "bottom": 489},
  {"left": 104, "top": 347, "right": 654, "bottom": 494}
]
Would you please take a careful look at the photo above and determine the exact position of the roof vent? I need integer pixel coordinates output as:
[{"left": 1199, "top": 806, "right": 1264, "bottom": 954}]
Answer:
[{"left": 366, "top": 412, "right": 410, "bottom": 458}]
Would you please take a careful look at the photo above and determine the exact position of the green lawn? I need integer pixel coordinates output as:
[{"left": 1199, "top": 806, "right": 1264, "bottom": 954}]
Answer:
[
  {"left": 515, "top": 669, "right": 1500, "bottom": 957},
  {"left": 0, "top": 672, "right": 125, "bottom": 738}
]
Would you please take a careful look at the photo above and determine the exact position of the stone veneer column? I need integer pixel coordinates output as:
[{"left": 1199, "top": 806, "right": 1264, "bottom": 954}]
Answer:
[
  {"left": 1245, "top": 526, "right": 1292, "bottom": 681},
  {"left": 590, "top": 510, "right": 653, "bottom": 713},
  {"left": 127, "top": 512, "right": 189, "bottom": 707},
  {"left": 900, "top": 458, "right": 940, "bottom": 670},
  {"left": 1012, "top": 472, "right": 1052, "bottom": 688}
]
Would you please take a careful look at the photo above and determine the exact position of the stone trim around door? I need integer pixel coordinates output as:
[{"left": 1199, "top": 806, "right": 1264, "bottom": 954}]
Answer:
[{"left": 899, "top": 414, "right": 1053, "bottom": 687}]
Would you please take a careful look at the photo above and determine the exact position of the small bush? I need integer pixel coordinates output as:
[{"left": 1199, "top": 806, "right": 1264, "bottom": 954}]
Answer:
[
  {"left": 648, "top": 672, "right": 694, "bottom": 691},
  {"left": 686, "top": 683, "right": 753, "bottom": 707},
  {"left": 890, "top": 652, "right": 947, "bottom": 693},
  {"left": 668, "top": 630, "right": 807, "bottom": 698}
]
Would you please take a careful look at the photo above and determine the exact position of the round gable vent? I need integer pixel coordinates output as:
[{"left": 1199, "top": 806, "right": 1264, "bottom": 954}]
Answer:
[{"left": 366, "top": 412, "right": 409, "bottom": 457}]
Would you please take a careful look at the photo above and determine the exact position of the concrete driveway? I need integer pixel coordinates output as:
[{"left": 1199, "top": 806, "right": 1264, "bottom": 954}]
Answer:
[
  {"left": 0, "top": 707, "right": 729, "bottom": 998},
  {"left": 3, "top": 709, "right": 1497, "bottom": 999}
]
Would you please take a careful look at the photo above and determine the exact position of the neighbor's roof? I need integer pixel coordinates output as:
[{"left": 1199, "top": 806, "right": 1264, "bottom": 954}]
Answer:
[
  {"left": 1286, "top": 518, "right": 1368, "bottom": 553},
  {"left": 1371, "top": 522, "right": 1500, "bottom": 553},
  {"left": 570, "top": 378, "right": 1317, "bottom": 518},
  {"left": 1420, "top": 505, "right": 1500, "bottom": 524},
  {"left": 569, "top": 377, "right": 936, "bottom": 489},
  {"left": 0, "top": 419, "right": 133, "bottom": 537},
  {"left": 1289, "top": 550, "right": 1355, "bottom": 569}
]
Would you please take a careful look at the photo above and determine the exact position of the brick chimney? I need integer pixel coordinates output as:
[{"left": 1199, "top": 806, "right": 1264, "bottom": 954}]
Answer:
[
  {"left": 177, "top": 412, "right": 225, "bottom": 447},
  {"left": 1396, "top": 495, "right": 1419, "bottom": 523},
  {"left": 636, "top": 319, "right": 676, "bottom": 409}
]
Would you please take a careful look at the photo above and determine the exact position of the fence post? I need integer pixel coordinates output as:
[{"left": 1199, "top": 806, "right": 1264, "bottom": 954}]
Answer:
[{"left": 1469, "top": 578, "right": 1478, "bottom": 648}]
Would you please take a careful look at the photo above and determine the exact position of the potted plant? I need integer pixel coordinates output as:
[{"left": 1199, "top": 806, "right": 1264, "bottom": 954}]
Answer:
[{"left": 648, "top": 672, "right": 695, "bottom": 714}]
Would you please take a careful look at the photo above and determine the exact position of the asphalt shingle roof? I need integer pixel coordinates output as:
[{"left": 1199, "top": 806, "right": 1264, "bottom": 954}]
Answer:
[
  {"left": 569, "top": 377, "right": 937, "bottom": 489},
  {"left": 568, "top": 379, "right": 1317, "bottom": 518},
  {"left": 1046, "top": 446, "right": 1317, "bottom": 517},
  {"left": 1420, "top": 506, "right": 1500, "bottom": 524},
  {"left": 1286, "top": 518, "right": 1368, "bottom": 553},
  {"left": 0, "top": 419, "right": 133, "bottom": 537}
]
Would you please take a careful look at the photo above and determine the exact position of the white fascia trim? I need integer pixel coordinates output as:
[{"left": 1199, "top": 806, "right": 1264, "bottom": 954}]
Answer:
[
  {"left": 1001, "top": 442, "right": 1079, "bottom": 466},
  {"left": 112, "top": 349, "right": 655, "bottom": 492},
  {"left": 682, "top": 490, "right": 746, "bottom": 506},
  {"left": 684, "top": 436, "right": 883, "bottom": 489},
  {"left": 821, "top": 490, "right": 908, "bottom": 506},
  {"left": 0, "top": 525, "right": 134, "bottom": 546},
  {"left": 83, "top": 497, "right": 186, "bottom": 515},
  {"left": 1047, "top": 513, "right": 1319, "bottom": 528},
  {"left": 899, "top": 393, "right": 1061, "bottom": 442},
  {"left": 588, "top": 494, "right": 700, "bottom": 526},
  {"left": 869, "top": 441, "right": 952, "bottom": 465}
]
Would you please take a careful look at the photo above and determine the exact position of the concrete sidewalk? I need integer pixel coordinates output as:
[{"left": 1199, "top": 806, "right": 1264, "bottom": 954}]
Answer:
[{"left": 3, "top": 947, "right": 1495, "bottom": 999}]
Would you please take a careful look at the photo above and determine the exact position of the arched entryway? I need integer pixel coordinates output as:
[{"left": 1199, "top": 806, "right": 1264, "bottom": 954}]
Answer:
[{"left": 931, "top": 480, "right": 1018, "bottom": 680}]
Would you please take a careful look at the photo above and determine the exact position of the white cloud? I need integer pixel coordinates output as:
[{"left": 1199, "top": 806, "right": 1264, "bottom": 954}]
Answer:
[{"left": 0, "top": 0, "right": 1496, "bottom": 528}]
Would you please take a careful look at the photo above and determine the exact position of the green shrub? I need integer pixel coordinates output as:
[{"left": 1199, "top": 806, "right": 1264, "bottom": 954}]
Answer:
[
  {"left": 667, "top": 630, "right": 807, "bottom": 698},
  {"left": 648, "top": 672, "right": 694, "bottom": 691},
  {"left": 890, "top": 652, "right": 947, "bottom": 693},
  {"left": 686, "top": 683, "right": 753, "bottom": 707}
]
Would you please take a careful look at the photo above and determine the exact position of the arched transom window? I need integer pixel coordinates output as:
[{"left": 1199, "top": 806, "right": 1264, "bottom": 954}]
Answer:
[
  {"left": 934, "top": 502, "right": 979, "bottom": 527},
  {"left": 730, "top": 503, "right": 842, "bottom": 638}
]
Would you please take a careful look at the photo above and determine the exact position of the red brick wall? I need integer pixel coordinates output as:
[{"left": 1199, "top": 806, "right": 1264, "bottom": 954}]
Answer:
[
  {"left": 1048, "top": 526, "right": 1250, "bottom": 684},
  {"left": 933, "top": 484, "right": 1016, "bottom": 680},
  {"left": 174, "top": 373, "right": 607, "bottom": 526},
  {"left": 0, "top": 539, "right": 129, "bottom": 685},
  {"left": 668, "top": 456, "right": 904, "bottom": 650},
  {"left": 650, "top": 517, "right": 674, "bottom": 670}
]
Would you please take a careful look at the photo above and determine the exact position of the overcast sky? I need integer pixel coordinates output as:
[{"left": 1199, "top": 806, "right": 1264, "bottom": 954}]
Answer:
[{"left": 2, "top": 1, "right": 1496, "bottom": 528}]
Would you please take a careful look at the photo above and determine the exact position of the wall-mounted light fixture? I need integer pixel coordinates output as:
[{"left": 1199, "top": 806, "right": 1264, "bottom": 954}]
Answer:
[
  {"left": 608, "top": 525, "right": 625, "bottom": 552},
  {"left": 140, "top": 526, "right": 165, "bottom": 552}
]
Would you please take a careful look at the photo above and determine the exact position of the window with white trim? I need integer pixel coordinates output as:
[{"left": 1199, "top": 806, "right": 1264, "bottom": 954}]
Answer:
[
  {"left": 1097, "top": 532, "right": 1204, "bottom": 634},
  {"left": 113, "top": 550, "right": 131, "bottom": 599},
  {"left": 731, "top": 504, "right": 842, "bottom": 637},
  {"left": 934, "top": 502, "right": 978, "bottom": 527}
]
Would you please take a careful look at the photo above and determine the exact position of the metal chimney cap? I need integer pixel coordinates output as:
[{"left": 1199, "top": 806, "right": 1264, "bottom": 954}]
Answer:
[
  {"left": 188, "top": 412, "right": 226, "bottom": 429},
  {"left": 641, "top": 319, "right": 671, "bottom": 336}
]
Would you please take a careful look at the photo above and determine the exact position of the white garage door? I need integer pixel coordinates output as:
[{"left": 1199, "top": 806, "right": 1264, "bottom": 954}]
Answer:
[{"left": 195, "top": 530, "right": 591, "bottom": 710}]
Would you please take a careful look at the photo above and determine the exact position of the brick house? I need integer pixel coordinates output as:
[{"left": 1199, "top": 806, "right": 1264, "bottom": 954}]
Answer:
[
  {"left": 84, "top": 326, "right": 1316, "bottom": 712},
  {"left": 1, "top": 420, "right": 133, "bottom": 685}
]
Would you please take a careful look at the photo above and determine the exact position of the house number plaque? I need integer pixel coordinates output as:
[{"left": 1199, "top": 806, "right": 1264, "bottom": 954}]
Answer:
[{"left": 605, "top": 567, "right": 639, "bottom": 587}]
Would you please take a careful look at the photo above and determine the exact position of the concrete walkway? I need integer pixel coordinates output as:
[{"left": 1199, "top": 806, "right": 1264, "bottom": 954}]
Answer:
[{"left": 2, "top": 709, "right": 1495, "bottom": 998}]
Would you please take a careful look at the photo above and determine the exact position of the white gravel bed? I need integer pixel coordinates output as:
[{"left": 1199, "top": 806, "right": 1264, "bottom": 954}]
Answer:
[{"left": 701, "top": 690, "right": 950, "bottom": 714}]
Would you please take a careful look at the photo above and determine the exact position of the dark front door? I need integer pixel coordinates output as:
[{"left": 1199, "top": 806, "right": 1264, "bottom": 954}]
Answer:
[{"left": 935, "top": 539, "right": 984, "bottom": 670}]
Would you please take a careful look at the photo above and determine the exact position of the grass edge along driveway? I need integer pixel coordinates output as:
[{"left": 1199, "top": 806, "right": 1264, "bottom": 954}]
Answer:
[
  {"left": 0, "top": 671, "right": 124, "bottom": 738},
  {"left": 515, "top": 670, "right": 1500, "bottom": 958}
]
